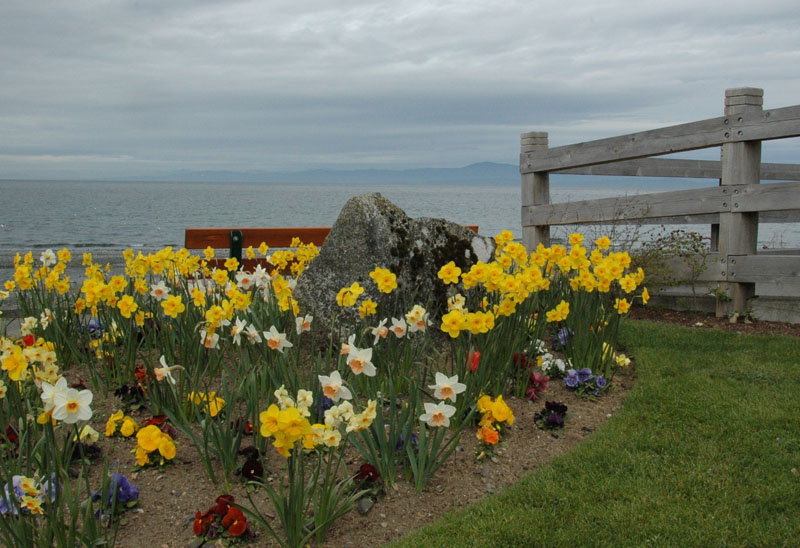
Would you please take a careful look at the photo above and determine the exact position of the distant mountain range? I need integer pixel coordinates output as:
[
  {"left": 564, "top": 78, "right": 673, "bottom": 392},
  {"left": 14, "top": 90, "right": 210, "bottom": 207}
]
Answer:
[
  {"left": 147, "top": 161, "right": 707, "bottom": 190},
  {"left": 152, "top": 161, "right": 520, "bottom": 185}
]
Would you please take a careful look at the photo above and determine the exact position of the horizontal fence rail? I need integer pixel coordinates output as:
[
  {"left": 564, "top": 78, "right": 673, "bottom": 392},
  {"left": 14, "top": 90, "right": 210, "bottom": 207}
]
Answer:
[
  {"left": 522, "top": 181, "right": 800, "bottom": 226},
  {"left": 521, "top": 87, "right": 800, "bottom": 317},
  {"left": 555, "top": 158, "right": 800, "bottom": 179},
  {"left": 521, "top": 105, "right": 800, "bottom": 174}
]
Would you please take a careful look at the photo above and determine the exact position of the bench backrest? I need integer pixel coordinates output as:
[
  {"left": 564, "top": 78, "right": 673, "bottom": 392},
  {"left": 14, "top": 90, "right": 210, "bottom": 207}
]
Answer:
[
  {"left": 185, "top": 227, "right": 332, "bottom": 250},
  {"left": 185, "top": 225, "right": 479, "bottom": 271}
]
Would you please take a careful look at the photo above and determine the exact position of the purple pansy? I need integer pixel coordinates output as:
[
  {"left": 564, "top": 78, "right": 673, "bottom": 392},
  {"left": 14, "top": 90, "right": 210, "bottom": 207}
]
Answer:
[
  {"left": 576, "top": 368, "right": 593, "bottom": 383},
  {"left": 595, "top": 375, "right": 607, "bottom": 389}
]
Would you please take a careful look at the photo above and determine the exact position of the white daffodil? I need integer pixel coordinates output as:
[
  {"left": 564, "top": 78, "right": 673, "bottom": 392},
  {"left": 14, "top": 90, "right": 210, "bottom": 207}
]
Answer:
[
  {"left": 200, "top": 329, "right": 219, "bottom": 349},
  {"left": 274, "top": 385, "right": 294, "bottom": 409},
  {"left": 340, "top": 333, "right": 356, "bottom": 356},
  {"left": 244, "top": 324, "right": 262, "bottom": 344},
  {"left": 150, "top": 281, "right": 170, "bottom": 301},
  {"left": 318, "top": 371, "right": 352, "bottom": 402},
  {"left": 371, "top": 318, "right": 389, "bottom": 345},
  {"left": 390, "top": 317, "right": 407, "bottom": 338},
  {"left": 20, "top": 316, "right": 38, "bottom": 336},
  {"left": 52, "top": 387, "right": 94, "bottom": 424},
  {"left": 40, "top": 249, "right": 56, "bottom": 267},
  {"left": 447, "top": 294, "right": 466, "bottom": 312},
  {"left": 39, "top": 309, "right": 53, "bottom": 330},
  {"left": 405, "top": 305, "right": 431, "bottom": 333},
  {"left": 346, "top": 345, "right": 376, "bottom": 376},
  {"left": 336, "top": 401, "right": 354, "bottom": 421},
  {"left": 420, "top": 401, "right": 456, "bottom": 428},
  {"left": 154, "top": 355, "right": 183, "bottom": 385},
  {"left": 252, "top": 264, "right": 271, "bottom": 289},
  {"left": 296, "top": 389, "right": 313, "bottom": 417},
  {"left": 40, "top": 376, "right": 69, "bottom": 413},
  {"left": 295, "top": 314, "right": 313, "bottom": 335},
  {"left": 322, "top": 428, "right": 342, "bottom": 448},
  {"left": 264, "top": 325, "right": 293, "bottom": 353},
  {"left": 235, "top": 271, "right": 255, "bottom": 291},
  {"left": 428, "top": 372, "right": 467, "bottom": 402},
  {"left": 324, "top": 406, "right": 342, "bottom": 428},
  {"left": 230, "top": 317, "right": 247, "bottom": 346}
]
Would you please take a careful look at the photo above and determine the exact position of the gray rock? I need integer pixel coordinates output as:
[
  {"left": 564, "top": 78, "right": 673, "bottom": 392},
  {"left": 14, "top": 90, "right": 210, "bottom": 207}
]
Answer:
[
  {"left": 356, "top": 497, "right": 374, "bottom": 514},
  {"left": 185, "top": 538, "right": 206, "bottom": 548},
  {"left": 294, "top": 193, "right": 495, "bottom": 340}
]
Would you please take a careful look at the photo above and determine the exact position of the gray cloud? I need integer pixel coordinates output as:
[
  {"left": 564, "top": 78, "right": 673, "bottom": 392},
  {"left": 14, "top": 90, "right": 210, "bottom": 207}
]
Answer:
[{"left": 0, "top": 0, "right": 798, "bottom": 178}]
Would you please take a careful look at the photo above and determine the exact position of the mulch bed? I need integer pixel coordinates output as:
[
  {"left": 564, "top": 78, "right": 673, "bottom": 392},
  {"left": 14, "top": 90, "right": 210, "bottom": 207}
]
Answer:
[{"left": 629, "top": 305, "right": 800, "bottom": 338}]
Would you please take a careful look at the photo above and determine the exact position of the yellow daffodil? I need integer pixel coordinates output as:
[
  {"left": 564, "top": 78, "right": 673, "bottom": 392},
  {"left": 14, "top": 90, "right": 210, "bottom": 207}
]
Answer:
[
  {"left": 161, "top": 295, "right": 185, "bottom": 319},
  {"left": 614, "top": 297, "right": 631, "bottom": 314},
  {"left": 336, "top": 282, "right": 364, "bottom": 307},
  {"left": 437, "top": 261, "right": 461, "bottom": 285},
  {"left": 595, "top": 235, "right": 611, "bottom": 250},
  {"left": 2, "top": 346, "right": 28, "bottom": 381},
  {"left": 117, "top": 295, "right": 138, "bottom": 319},
  {"left": 440, "top": 309, "right": 466, "bottom": 338}
]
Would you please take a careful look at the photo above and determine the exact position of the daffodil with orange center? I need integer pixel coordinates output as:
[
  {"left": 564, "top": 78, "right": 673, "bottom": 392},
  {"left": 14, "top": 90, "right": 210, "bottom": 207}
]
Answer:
[
  {"left": 346, "top": 345, "right": 376, "bottom": 376},
  {"left": 318, "top": 371, "right": 352, "bottom": 402},
  {"left": 420, "top": 401, "right": 456, "bottom": 428},
  {"left": 263, "top": 325, "right": 293, "bottom": 353}
]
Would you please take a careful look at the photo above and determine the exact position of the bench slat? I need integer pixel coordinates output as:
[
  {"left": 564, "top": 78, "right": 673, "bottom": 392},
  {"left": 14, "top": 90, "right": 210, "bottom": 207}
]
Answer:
[
  {"left": 185, "top": 227, "right": 332, "bottom": 249},
  {"left": 185, "top": 226, "right": 480, "bottom": 250}
]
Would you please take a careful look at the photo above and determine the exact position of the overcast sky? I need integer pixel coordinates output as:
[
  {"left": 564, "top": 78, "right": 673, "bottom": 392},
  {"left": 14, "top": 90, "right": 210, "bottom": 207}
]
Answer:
[{"left": 1, "top": 0, "right": 798, "bottom": 180}]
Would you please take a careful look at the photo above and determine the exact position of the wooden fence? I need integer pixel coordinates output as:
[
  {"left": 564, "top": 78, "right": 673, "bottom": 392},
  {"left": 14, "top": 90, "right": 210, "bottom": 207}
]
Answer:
[{"left": 520, "top": 87, "right": 800, "bottom": 317}]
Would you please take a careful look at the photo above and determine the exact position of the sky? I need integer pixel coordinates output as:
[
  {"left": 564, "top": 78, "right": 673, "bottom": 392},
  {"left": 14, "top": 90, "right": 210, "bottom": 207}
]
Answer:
[{"left": 1, "top": 0, "right": 798, "bottom": 180}]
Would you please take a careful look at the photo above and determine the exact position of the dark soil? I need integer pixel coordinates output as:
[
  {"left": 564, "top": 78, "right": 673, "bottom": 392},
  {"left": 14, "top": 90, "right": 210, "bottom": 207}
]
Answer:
[
  {"left": 628, "top": 305, "right": 800, "bottom": 338},
  {"left": 91, "top": 307, "right": 798, "bottom": 547},
  {"left": 97, "top": 374, "right": 633, "bottom": 548}
]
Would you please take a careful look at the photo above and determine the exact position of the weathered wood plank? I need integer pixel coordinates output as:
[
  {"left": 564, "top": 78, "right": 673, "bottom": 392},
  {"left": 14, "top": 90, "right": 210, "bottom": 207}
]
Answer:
[
  {"left": 520, "top": 105, "right": 800, "bottom": 174},
  {"left": 585, "top": 213, "right": 721, "bottom": 225},
  {"left": 728, "top": 105, "right": 800, "bottom": 142},
  {"left": 761, "top": 210, "right": 800, "bottom": 223},
  {"left": 555, "top": 158, "right": 800, "bottom": 180},
  {"left": 734, "top": 181, "right": 800, "bottom": 213},
  {"left": 662, "top": 253, "right": 725, "bottom": 283},
  {"left": 718, "top": 89, "right": 763, "bottom": 314},
  {"left": 655, "top": 253, "right": 800, "bottom": 288},
  {"left": 522, "top": 133, "right": 551, "bottom": 249},
  {"left": 728, "top": 254, "right": 800, "bottom": 284},
  {"left": 757, "top": 248, "right": 800, "bottom": 255},
  {"left": 579, "top": 210, "right": 800, "bottom": 225},
  {"left": 522, "top": 187, "right": 731, "bottom": 226},
  {"left": 521, "top": 116, "right": 728, "bottom": 173}
]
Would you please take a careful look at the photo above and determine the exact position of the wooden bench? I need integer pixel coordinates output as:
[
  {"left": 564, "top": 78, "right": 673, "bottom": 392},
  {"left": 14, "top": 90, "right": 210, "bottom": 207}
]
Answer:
[{"left": 185, "top": 226, "right": 480, "bottom": 271}]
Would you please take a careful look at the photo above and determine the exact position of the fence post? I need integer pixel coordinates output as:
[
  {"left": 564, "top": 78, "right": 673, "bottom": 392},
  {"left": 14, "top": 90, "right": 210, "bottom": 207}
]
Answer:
[
  {"left": 717, "top": 87, "right": 762, "bottom": 316},
  {"left": 521, "top": 132, "right": 550, "bottom": 250}
]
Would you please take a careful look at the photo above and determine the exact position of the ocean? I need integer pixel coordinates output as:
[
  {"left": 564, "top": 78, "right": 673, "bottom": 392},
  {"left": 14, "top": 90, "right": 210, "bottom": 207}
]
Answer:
[{"left": 1, "top": 178, "right": 798, "bottom": 285}]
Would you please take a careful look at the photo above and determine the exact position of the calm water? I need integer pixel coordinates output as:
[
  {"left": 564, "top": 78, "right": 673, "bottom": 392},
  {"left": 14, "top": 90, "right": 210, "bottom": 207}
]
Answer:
[
  {"left": 1, "top": 179, "right": 797, "bottom": 283},
  {"left": 0, "top": 179, "right": 526, "bottom": 251}
]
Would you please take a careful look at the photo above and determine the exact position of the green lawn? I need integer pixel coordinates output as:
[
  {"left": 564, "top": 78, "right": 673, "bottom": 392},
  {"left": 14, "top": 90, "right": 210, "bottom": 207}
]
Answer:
[{"left": 388, "top": 320, "right": 800, "bottom": 548}]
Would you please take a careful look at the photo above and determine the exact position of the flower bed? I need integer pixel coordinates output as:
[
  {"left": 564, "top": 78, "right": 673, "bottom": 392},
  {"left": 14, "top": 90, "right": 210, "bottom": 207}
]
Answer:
[{"left": 0, "top": 231, "right": 645, "bottom": 547}]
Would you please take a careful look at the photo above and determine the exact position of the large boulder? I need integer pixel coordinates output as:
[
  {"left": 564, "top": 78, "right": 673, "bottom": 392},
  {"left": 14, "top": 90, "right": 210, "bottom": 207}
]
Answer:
[{"left": 293, "top": 193, "right": 495, "bottom": 338}]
